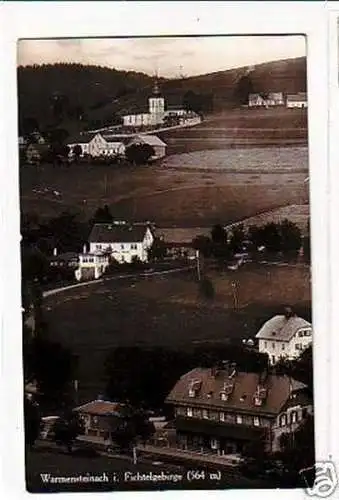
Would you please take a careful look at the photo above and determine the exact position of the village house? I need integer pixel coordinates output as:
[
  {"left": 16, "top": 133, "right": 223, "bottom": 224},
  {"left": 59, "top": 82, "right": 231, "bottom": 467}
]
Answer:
[
  {"left": 73, "top": 399, "right": 127, "bottom": 447},
  {"left": 165, "top": 362, "right": 312, "bottom": 456},
  {"left": 67, "top": 132, "right": 126, "bottom": 158},
  {"left": 286, "top": 92, "right": 307, "bottom": 109},
  {"left": 75, "top": 222, "right": 155, "bottom": 280},
  {"left": 49, "top": 249, "right": 79, "bottom": 268},
  {"left": 156, "top": 227, "right": 206, "bottom": 260},
  {"left": 25, "top": 143, "right": 50, "bottom": 164},
  {"left": 255, "top": 308, "right": 312, "bottom": 365},
  {"left": 248, "top": 92, "right": 284, "bottom": 108},
  {"left": 126, "top": 134, "right": 167, "bottom": 160}
]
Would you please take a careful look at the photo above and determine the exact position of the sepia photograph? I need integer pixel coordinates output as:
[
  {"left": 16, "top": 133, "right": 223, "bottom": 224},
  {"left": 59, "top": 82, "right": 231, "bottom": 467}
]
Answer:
[{"left": 18, "top": 34, "right": 314, "bottom": 493}]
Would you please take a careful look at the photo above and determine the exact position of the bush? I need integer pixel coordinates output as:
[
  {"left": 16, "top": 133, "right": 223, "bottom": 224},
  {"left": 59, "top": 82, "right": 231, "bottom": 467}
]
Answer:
[{"left": 199, "top": 277, "right": 215, "bottom": 299}]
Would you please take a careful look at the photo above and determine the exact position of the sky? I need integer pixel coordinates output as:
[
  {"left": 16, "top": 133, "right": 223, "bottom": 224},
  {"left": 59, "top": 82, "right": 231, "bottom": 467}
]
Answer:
[{"left": 17, "top": 36, "right": 306, "bottom": 78}]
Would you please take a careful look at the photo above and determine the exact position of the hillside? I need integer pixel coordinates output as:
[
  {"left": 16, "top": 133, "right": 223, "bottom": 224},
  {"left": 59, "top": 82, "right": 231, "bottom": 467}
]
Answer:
[{"left": 17, "top": 57, "right": 306, "bottom": 135}]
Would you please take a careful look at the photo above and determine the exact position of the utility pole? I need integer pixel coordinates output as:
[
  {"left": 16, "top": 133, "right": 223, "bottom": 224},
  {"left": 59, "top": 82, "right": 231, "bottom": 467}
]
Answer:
[
  {"left": 231, "top": 281, "right": 238, "bottom": 310},
  {"left": 74, "top": 379, "right": 79, "bottom": 406},
  {"left": 196, "top": 249, "right": 201, "bottom": 281}
]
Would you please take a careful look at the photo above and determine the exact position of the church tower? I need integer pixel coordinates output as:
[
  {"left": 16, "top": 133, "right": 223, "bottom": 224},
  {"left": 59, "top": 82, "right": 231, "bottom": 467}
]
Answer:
[{"left": 148, "top": 78, "right": 165, "bottom": 125}]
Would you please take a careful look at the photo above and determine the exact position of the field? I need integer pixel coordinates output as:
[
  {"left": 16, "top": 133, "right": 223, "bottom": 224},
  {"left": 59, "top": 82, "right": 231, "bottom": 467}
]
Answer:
[
  {"left": 160, "top": 108, "right": 307, "bottom": 154},
  {"left": 20, "top": 107, "right": 309, "bottom": 226},
  {"left": 44, "top": 264, "right": 311, "bottom": 403}
]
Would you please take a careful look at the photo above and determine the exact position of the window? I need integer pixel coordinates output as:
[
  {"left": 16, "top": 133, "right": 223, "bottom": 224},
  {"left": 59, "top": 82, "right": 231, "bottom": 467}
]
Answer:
[
  {"left": 210, "top": 438, "right": 218, "bottom": 450},
  {"left": 253, "top": 417, "right": 260, "bottom": 427},
  {"left": 236, "top": 415, "right": 242, "bottom": 424},
  {"left": 96, "top": 244, "right": 102, "bottom": 250},
  {"left": 272, "top": 342, "right": 275, "bottom": 350},
  {"left": 121, "top": 244, "right": 124, "bottom": 250},
  {"left": 187, "top": 407, "right": 193, "bottom": 417},
  {"left": 282, "top": 344, "right": 285, "bottom": 350},
  {"left": 280, "top": 415, "right": 286, "bottom": 427},
  {"left": 202, "top": 409, "right": 209, "bottom": 419},
  {"left": 264, "top": 341, "right": 267, "bottom": 349},
  {"left": 271, "top": 355, "right": 275, "bottom": 364},
  {"left": 298, "top": 330, "right": 304, "bottom": 337},
  {"left": 291, "top": 412, "right": 297, "bottom": 424},
  {"left": 219, "top": 412, "right": 225, "bottom": 422}
]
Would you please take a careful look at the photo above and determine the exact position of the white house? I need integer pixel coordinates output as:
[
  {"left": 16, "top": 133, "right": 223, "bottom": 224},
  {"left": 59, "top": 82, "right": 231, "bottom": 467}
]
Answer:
[
  {"left": 126, "top": 134, "right": 167, "bottom": 160},
  {"left": 67, "top": 132, "right": 125, "bottom": 158},
  {"left": 255, "top": 308, "right": 312, "bottom": 365},
  {"left": 286, "top": 92, "right": 307, "bottom": 109},
  {"left": 248, "top": 92, "right": 284, "bottom": 108},
  {"left": 75, "top": 250, "right": 110, "bottom": 281}
]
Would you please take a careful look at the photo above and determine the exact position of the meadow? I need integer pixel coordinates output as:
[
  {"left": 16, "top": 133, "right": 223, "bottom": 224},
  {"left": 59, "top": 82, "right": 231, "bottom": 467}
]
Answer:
[{"left": 44, "top": 264, "right": 311, "bottom": 403}]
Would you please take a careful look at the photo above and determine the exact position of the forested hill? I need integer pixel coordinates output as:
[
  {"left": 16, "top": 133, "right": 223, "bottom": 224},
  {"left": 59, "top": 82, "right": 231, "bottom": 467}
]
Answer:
[{"left": 17, "top": 57, "right": 306, "bottom": 135}]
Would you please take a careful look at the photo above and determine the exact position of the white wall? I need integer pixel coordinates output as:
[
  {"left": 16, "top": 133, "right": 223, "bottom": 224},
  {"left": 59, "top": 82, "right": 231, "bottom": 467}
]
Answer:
[{"left": 258, "top": 327, "right": 312, "bottom": 364}]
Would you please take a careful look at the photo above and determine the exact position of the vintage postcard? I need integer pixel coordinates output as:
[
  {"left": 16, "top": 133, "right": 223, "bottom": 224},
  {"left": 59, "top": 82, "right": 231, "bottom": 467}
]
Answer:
[{"left": 18, "top": 34, "right": 314, "bottom": 493}]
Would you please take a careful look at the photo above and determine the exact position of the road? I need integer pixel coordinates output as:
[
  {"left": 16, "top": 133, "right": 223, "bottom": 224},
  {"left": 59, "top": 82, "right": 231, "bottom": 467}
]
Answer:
[{"left": 43, "top": 264, "right": 193, "bottom": 298}]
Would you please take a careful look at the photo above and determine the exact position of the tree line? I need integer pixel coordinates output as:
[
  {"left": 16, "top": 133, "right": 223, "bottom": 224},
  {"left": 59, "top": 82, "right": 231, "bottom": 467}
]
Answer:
[{"left": 193, "top": 220, "right": 310, "bottom": 261}]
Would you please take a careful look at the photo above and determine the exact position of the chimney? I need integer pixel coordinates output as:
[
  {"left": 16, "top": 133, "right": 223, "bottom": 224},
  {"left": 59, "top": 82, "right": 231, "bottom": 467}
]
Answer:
[
  {"left": 53, "top": 247, "right": 58, "bottom": 257},
  {"left": 284, "top": 306, "right": 294, "bottom": 319}
]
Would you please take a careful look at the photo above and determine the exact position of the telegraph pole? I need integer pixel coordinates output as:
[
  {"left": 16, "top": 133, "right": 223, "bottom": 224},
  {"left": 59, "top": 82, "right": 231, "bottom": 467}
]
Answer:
[
  {"left": 231, "top": 281, "right": 238, "bottom": 310},
  {"left": 196, "top": 249, "right": 201, "bottom": 282}
]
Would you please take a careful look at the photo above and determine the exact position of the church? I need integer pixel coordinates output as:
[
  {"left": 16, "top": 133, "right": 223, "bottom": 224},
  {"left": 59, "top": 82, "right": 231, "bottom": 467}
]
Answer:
[{"left": 122, "top": 80, "right": 191, "bottom": 128}]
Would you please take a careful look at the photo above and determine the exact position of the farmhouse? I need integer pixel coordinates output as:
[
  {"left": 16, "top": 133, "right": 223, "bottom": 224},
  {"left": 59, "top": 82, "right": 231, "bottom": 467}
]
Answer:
[
  {"left": 126, "top": 135, "right": 167, "bottom": 160},
  {"left": 255, "top": 307, "right": 312, "bottom": 365},
  {"left": 67, "top": 132, "right": 126, "bottom": 158},
  {"left": 73, "top": 399, "right": 128, "bottom": 446},
  {"left": 25, "top": 143, "right": 50, "bottom": 164},
  {"left": 75, "top": 222, "right": 155, "bottom": 280},
  {"left": 165, "top": 363, "right": 312, "bottom": 455},
  {"left": 286, "top": 92, "right": 307, "bottom": 109},
  {"left": 248, "top": 92, "right": 284, "bottom": 108}
]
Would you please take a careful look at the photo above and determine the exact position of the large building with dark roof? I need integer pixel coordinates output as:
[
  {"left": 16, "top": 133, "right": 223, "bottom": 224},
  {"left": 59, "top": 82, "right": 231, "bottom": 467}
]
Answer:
[{"left": 165, "top": 363, "right": 312, "bottom": 455}]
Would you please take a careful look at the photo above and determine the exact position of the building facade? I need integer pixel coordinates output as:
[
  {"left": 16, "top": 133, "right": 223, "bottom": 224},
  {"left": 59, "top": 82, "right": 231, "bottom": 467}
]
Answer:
[
  {"left": 67, "top": 132, "right": 126, "bottom": 158},
  {"left": 286, "top": 92, "right": 308, "bottom": 108},
  {"left": 166, "top": 364, "right": 310, "bottom": 456},
  {"left": 126, "top": 135, "right": 167, "bottom": 160},
  {"left": 256, "top": 309, "right": 312, "bottom": 364},
  {"left": 73, "top": 399, "right": 126, "bottom": 445}
]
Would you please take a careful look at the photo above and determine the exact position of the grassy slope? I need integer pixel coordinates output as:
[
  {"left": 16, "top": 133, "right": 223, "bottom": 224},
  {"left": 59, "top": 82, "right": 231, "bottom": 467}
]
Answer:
[{"left": 44, "top": 265, "right": 311, "bottom": 403}]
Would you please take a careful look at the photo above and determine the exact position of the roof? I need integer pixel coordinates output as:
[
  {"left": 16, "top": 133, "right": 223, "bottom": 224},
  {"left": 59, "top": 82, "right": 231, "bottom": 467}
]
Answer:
[
  {"left": 286, "top": 93, "right": 307, "bottom": 102},
  {"left": 166, "top": 367, "right": 306, "bottom": 417},
  {"left": 89, "top": 223, "right": 150, "bottom": 243},
  {"left": 256, "top": 315, "right": 311, "bottom": 341},
  {"left": 135, "top": 135, "right": 167, "bottom": 147},
  {"left": 67, "top": 132, "right": 98, "bottom": 144},
  {"left": 279, "top": 389, "right": 313, "bottom": 414},
  {"left": 49, "top": 252, "right": 79, "bottom": 262},
  {"left": 73, "top": 400, "right": 125, "bottom": 416},
  {"left": 157, "top": 227, "right": 211, "bottom": 245},
  {"left": 101, "top": 134, "right": 131, "bottom": 145},
  {"left": 123, "top": 106, "right": 150, "bottom": 116}
]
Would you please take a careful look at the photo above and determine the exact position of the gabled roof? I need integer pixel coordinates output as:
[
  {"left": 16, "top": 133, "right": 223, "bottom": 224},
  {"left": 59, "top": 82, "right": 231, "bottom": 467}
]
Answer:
[
  {"left": 166, "top": 367, "right": 306, "bottom": 417},
  {"left": 256, "top": 315, "right": 311, "bottom": 341},
  {"left": 101, "top": 134, "right": 131, "bottom": 145},
  {"left": 67, "top": 132, "right": 99, "bottom": 144},
  {"left": 134, "top": 135, "right": 167, "bottom": 147},
  {"left": 89, "top": 222, "right": 151, "bottom": 243},
  {"left": 73, "top": 399, "right": 125, "bottom": 416},
  {"left": 286, "top": 93, "right": 307, "bottom": 102}
]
